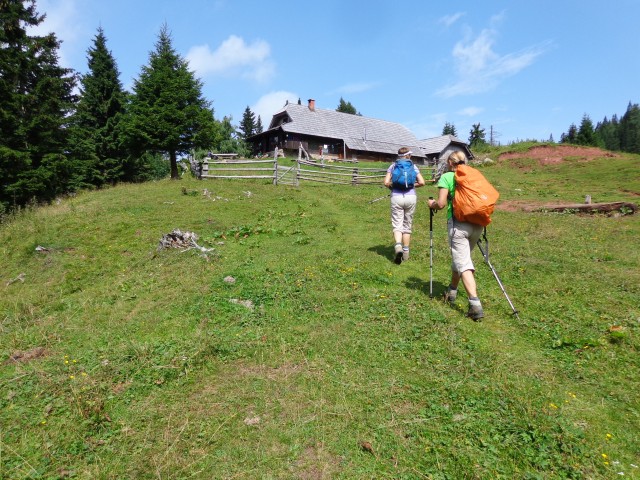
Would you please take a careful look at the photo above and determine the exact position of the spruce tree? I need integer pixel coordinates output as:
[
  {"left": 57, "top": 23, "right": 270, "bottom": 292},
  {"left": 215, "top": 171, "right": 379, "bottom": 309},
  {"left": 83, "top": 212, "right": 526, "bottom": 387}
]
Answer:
[
  {"left": 619, "top": 102, "right": 640, "bottom": 154},
  {"left": 576, "top": 114, "right": 596, "bottom": 146},
  {"left": 561, "top": 123, "right": 578, "bottom": 144},
  {"left": 442, "top": 122, "right": 457, "bottom": 137},
  {"left": 126, "top": 24, "right": 216, "bottom": 179},
  {"left": 468, "top": 123, "right": 486, "bottom": 148},
  {"left": 255, "top": 115, "right": 263, "bottom": 134},
  {"left": 0, "top": 0, "right": 77, "bottom": 209},
  {"left": 68, "top": 28, "right": 127, "bottom": 187},
  {"left": 596, "top": 115, "right": 621, "bottom": 151},
  {"left": 336, "top": 97, "right": 357, "bottom": 115},
  {"left": 239, "top": 106, "right": 256, "bottom": 140}
]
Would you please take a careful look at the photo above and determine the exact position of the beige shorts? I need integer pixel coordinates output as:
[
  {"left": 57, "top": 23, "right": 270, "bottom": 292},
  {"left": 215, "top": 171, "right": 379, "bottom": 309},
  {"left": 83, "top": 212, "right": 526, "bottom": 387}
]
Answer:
[
  {"left": 448, "top": 218, "right": 483, "bottom": 274},
  {"left": 390, "top": 194, "right": 417, "bottom": 234}
]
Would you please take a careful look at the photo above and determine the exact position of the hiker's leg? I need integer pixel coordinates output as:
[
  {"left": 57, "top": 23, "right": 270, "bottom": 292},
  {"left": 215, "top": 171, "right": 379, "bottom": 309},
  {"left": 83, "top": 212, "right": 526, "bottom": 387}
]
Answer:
[
  {"left": 401, "top": 196, "right": 416, "bottom": 259},
  {"left": 391, "top": 196, "right": 404, "bottom": 246},
  {"left": 460, "top": 269, "right": 478, "bottom": 298},
  {"left": 450, "top": 270, "right": 461, "bottom": 289},
  {"left": 448, "top": 220, "right": 479, "bottom": 295},
  {"left": 402, "top": 232, "right": 411, "bottom": 248}
]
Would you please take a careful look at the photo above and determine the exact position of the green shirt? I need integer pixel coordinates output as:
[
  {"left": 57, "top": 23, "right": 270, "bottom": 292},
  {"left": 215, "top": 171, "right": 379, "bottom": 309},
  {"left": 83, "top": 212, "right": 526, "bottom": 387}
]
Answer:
[{"left": 436, "top": 171, "right": 455, "bottom": 219}]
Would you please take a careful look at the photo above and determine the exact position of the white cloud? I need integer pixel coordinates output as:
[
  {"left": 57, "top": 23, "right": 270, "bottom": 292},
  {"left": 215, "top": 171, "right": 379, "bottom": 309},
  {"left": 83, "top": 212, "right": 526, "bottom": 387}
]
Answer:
[
  {"left": 436, "top": 28, "right": 549, "bottom": 98},
  {"left": 331, "top": 82, "right": 380, "bottom": 95},
  {"left": 251, "top": 91, "right": 299, "bottom": 125},
  {"left": 439, "top": 12, "right": 465, "bottom": 28},
  {"left": 458, "top": 107, "right": 483, "bottom": 117},
  {"left": 405, "top": 113, "right": 449, "bottom": 140},
  {"left": 28, "top": 0, "right": 83, "bottom": 67},
  {"left": 186, "top": 35, "right": 275, "bottom": 82}
]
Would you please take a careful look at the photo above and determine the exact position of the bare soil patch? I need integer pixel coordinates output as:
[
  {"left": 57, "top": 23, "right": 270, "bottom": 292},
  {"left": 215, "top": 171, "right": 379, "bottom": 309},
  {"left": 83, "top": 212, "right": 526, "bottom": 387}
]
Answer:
[
  {"left": 5, "top": 346, "right": 48, "bottom": 364},
  {"left": 499, "top": 145, "right": 618, "bottom": 165}
]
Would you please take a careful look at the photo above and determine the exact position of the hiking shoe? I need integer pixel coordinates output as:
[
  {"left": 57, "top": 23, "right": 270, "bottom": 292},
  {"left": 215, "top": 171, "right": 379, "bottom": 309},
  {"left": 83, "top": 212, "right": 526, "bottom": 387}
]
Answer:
[
  {"left": 467, "top": 304, "right": 485, "bottom": 321},
  {"left": 402, "top": 249, "right": 410, "bottom": 262},
  {"left": 444, "top": 288, "right": 457, "bottom": 305},
  {"left": 394, "top": 243, "right": 403, "bottom": 264}
]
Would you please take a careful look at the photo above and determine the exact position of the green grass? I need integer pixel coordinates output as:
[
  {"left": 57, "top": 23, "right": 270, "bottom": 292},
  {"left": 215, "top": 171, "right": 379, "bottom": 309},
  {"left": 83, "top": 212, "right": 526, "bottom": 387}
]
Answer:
[{"left": 1, "top": 151, "right": 639, "bottom": 479}]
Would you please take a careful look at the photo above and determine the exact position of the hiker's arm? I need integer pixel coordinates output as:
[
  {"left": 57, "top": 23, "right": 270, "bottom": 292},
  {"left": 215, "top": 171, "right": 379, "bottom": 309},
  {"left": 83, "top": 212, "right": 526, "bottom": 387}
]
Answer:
[
  {"left": 428, "top": 188, "right": 448, "bottom": 210},
  {"left": 383, "top": 171, "right": 392, "bottom": 188},
  {"left": 415, "top": 173, "right": 426, "bottom": 188}
]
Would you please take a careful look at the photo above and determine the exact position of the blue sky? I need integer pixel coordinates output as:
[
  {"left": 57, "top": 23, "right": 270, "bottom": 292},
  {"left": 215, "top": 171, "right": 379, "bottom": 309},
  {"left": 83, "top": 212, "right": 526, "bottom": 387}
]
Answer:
[{"left": 33, "top": 0, "right": 640, "bottom": 145}]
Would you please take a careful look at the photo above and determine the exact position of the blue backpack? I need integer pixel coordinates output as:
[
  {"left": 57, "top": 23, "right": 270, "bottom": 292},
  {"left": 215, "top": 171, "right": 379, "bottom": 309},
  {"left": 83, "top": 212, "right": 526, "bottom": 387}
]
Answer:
[{"left": 391, "top": 159, "right": 417, "bottom": 190}]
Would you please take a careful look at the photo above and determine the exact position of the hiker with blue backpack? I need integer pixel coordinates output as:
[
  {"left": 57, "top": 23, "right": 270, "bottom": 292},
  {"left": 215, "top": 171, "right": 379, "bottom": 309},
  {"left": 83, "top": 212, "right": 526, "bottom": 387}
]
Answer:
[{"left": 384, "top": 147, "right": 426, "bottom": 264}]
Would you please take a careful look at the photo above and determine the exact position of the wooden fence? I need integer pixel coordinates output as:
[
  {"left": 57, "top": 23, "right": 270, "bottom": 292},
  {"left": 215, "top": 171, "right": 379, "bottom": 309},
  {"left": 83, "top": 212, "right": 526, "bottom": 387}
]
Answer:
[
  {"left": 200, "top": 147, "right": 435, "bottom": 187},
  {"left": 201, "top": 158, "right": 276, "bottom": 180}
]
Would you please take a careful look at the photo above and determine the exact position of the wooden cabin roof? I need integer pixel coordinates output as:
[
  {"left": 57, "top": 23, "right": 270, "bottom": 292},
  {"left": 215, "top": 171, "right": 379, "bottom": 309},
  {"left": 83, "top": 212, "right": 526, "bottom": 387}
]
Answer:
[{"left": 268, "top": 103, "right": 426, "bottom": 157}]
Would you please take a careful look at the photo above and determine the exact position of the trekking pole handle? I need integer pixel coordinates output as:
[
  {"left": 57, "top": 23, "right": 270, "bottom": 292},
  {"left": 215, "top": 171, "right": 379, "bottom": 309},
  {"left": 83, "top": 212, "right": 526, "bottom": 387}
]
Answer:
[{"left": 429, "top": 197, "right": 434, "bottom": 227}]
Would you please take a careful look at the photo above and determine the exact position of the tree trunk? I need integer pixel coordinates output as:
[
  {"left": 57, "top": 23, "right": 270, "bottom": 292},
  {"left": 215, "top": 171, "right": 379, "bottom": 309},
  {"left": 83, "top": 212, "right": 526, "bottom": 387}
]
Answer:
[{"left": 170, "top": 151, "right": 179, "bottom": 179}]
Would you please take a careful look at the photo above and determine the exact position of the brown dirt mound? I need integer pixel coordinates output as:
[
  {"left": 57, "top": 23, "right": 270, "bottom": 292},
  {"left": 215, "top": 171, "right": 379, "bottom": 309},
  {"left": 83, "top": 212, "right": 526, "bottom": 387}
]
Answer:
[{"left": 499, "top": 145, "right": 618, "bottom": 165}]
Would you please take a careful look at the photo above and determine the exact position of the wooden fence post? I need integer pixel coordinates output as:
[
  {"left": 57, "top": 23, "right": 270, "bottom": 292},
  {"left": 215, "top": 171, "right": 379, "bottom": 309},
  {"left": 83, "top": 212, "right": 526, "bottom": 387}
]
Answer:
[
  {"left": 273, "top": 158, "right": 278, "bottom": 185},
  {"left": 352, "top": 167, "right": 358, "bottom": 185}
]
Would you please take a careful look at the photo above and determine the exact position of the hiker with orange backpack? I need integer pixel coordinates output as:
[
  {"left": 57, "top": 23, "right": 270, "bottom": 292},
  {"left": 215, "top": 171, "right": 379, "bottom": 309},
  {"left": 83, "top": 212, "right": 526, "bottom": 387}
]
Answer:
[{"left": 428, "top": 150, "right": 499, "bottom": 321}]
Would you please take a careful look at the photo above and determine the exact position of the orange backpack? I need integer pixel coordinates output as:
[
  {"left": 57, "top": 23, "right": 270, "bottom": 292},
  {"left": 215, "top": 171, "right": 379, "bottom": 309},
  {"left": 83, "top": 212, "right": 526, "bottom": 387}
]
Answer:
[{"left": 453, "top": 164, "right": 500, "bottom": 226}]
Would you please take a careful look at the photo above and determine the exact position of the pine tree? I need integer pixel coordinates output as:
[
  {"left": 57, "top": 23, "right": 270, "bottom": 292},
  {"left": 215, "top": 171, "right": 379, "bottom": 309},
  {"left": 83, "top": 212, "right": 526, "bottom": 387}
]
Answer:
[
  {"left": 336, "top": 97, "right": 358, "bottom": 115},
  {"left": 442, "top": 122, "right": 457, "bottom": 137},
  {"left": 239, "top": 106, "right": 256, "bottom": 140},
  {"left": 596, "top": 115, "right": 620, "bottom": 151},
  {"left": 619, "top": 102, "right": 640, "bottom": 154},
  {"left": 576, "top": 114, "right": 596, "bottom": 146},
  {"left": 126, "top": 24, "right": 216, "bottom": 179},
  {"left": 468, "top": 123, "right": 486, "bottom": 148},
  {"left": 561, "top": 123, "right": 578, "bottom": 144},
  {"left": 256, "top": 116, "right": 263, "bottom": 134},
  {"left": 68, "top": 28, "right": 127, "bottom": 187},
  {"left": 0, "top": 0, "right": 77, "bottom": 209}
]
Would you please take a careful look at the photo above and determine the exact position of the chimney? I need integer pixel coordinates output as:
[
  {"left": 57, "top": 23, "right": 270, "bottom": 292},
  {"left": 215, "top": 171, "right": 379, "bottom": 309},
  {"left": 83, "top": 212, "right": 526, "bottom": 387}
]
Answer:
[{"left": 308, "top": 99, "right": 315, "bottom": 111}]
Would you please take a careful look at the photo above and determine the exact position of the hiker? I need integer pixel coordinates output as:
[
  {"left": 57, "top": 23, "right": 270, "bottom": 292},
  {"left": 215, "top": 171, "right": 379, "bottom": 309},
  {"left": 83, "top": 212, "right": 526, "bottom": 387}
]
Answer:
[
  {"left": 384, "top": 147, "right": 426, "bottom": 264},
  {"left": 428, "top": 150, "right": 484, "bottom": 320}
]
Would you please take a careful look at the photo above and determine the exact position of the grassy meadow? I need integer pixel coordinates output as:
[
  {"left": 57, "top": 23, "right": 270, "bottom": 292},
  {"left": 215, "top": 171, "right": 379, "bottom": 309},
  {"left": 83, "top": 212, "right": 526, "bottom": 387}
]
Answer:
[{"left": 1, "top": 147, "right": 639, "bottom": 479}]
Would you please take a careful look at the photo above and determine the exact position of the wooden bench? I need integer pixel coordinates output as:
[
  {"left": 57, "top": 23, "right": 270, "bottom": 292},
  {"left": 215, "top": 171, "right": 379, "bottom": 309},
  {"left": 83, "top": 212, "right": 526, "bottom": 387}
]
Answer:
[{"left": 209, "top": 153, "right": 239, "bottom": 160}]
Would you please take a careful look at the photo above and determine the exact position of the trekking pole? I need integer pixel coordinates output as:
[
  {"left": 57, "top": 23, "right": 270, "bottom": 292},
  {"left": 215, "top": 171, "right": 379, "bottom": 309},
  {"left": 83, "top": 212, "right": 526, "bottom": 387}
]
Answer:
[
  {"left": 429, "top": 197, "right": 435, "bottom": 298},
  {"left": 476, "top": 228, "right": 520, "bottom": 320},
  {"left": 368, "top": 193, "right": 390, "bottom": 204}
]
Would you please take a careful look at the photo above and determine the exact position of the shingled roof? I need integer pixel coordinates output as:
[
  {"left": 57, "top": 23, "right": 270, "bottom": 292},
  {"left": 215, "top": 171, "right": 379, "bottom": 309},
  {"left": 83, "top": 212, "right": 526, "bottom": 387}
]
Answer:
[
  {"left": 418, "top": 134, "right": 473, "bottom": 159},
  {"left": 268, "top": 103, "right": 425, "bottom": 157}
]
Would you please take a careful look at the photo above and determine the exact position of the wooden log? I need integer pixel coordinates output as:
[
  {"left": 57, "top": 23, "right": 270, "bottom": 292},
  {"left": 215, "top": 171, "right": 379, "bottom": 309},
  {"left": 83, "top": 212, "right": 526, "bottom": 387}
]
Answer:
[{"left": 534, "top": 202, "right": 636, "bottom": 214}]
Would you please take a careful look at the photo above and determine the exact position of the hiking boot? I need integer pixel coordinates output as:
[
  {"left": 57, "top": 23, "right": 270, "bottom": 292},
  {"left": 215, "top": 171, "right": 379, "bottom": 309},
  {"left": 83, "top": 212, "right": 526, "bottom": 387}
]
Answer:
[
  {"left": 402, "top": 249, "right": 410, "bottom": 262},
  {"left": 394, "top": 243, "right": 403, "bottom": 264},
  {"left": 444, "top": 288, "right": 457, "bottom": 305},
  {"left": 467, "top": 304, "right": 485, "bottom": 321}
]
